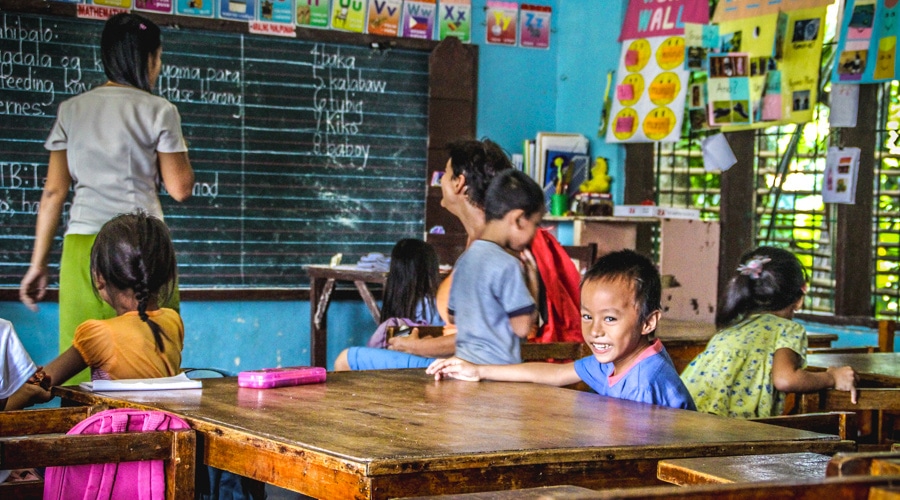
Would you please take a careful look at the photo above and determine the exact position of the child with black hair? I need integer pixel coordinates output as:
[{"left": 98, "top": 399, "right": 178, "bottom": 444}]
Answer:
[
  {"left": 336, "top": 169, "right": 544, "bottom": 370},
  {"left": 428, "top": 249, "right": 695, "bottom": 410},
  {"left": 681, "top": 246, "right": 858, "bottom": 418},
  {"left": 41, "top": 211, "right": 185, "bottom": 385}
]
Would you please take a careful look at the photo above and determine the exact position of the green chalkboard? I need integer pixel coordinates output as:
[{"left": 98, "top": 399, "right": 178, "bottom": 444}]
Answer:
[{"left": 0, "top": 10, "right": 431, "bottom": 288}]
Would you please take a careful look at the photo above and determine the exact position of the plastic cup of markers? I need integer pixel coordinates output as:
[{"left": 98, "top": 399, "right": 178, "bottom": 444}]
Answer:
[{"left": 550, "top": 194, "right": 568, "bottom": 216}]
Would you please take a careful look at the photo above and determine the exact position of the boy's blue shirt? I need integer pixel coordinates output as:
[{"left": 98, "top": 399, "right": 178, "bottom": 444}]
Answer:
[{"left": 573, "top": 341, "right": 697, "bottom": 410}]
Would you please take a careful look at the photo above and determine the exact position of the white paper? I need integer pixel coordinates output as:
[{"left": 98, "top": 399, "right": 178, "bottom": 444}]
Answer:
[
  {"left": 701, "top": 133, "right": 738, "bottom": 172},
  {"left": 829, "top": 84, "right": 859, "bottom": 128},
  {"left": 80, "top": 373, "right": 202, "bottom": 392},
  {"left": 823, "top": 146, "right": 860, "bottom": 204}
]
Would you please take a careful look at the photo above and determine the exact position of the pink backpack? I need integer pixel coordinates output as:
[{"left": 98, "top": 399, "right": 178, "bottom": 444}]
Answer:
[{"left": 43, "top": 408, "right": 191, "bottom": 500}]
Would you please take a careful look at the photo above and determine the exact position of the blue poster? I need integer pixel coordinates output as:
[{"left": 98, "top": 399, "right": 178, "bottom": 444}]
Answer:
[{"left": 833, "top": 0, "right": 899, "bottom": 83}]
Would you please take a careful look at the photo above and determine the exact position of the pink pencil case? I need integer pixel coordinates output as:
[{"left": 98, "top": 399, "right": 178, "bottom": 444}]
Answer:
[{"left": 237, "top": 366, "right": 326, "bottom": 389}]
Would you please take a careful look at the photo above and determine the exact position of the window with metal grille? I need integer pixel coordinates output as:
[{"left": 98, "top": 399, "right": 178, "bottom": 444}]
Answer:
[{"left": 874, "top": 82, "right": 900, "bottom": 320}]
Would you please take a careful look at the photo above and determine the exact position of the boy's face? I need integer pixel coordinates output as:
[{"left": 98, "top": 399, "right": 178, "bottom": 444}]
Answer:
[
  {"left": 580, "top": 277, "right": 656, "bottom": 374},
  {"left": 507, "top": 210, "right": 543, "bottom": 253}
]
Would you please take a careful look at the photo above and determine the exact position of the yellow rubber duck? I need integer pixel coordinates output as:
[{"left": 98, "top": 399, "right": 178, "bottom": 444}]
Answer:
[{"left": 579, "top": 157, "right": 611, "bottom": 194}]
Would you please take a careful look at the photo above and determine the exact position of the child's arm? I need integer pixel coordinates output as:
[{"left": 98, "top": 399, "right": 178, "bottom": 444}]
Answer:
[
  {"left": 426, "top": 356, "right": 581, "bottom": 386},
  {"left": 42, "top": 347, "right": 89, "bottom": 388},
  {"left": 4, "top": 381, "right": 53, "bottom": 410},
  {"left": 509, "top": 311, "right": 537, "bottom": 339},
  {"left": 772, "top": 347, "right": 858, "bottom": 403}
]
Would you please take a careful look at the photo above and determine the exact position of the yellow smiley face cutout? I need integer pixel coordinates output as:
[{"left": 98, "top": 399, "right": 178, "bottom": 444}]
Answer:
[
  {"left": 656, "top": 36, "right": 685, "bottom": 70},
  {"left": 625, "top": 39, "right": 651, "bottom": 72},
  {"left": 643, "top": 106, "right": 676, "bottom": 141},
  {"left": 648, "top": 72, "right": 681, "bottom": 106},
  {"left": 618, "top": 73, "right": 645, "bottom": 106},
  {"left": 613, "top": 108, "right": 639, "bottom": 140},
  {"left": 875, "top": 36, "right": 896, "bottom": 80}
]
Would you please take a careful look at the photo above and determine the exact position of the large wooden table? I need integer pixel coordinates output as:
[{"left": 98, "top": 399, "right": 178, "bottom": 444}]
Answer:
[
  {"left": 806, "top": 352, "right": 900, "bottom": 387},
  {"left": 54, "top": 370, "right": 852, "bottom": 499},
  {"left": 658, "top": 319, "right": 838, "bottom": 373},
  {"left": 306, "top": 265, "right": 388, "bottom": 368}
]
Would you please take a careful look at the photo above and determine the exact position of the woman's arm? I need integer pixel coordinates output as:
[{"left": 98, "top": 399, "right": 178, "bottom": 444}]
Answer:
[
  {"left": 20, "top": 150, "right": 71, "bottom": 311},
  {"left": 158, "top": 151, "right": 195, "bottom": 202},
  {"left": 772, "top": 347, "right": 858, "bottom": 403},
  {"left": 42, "top": 347, "right": 89, "bottom": 388},
  {"left": 389, "top": 332, "right": 456, "bottom": 357}
]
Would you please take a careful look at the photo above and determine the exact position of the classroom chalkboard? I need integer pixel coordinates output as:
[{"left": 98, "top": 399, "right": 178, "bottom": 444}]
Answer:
[{"left": 0, "top": 10, "right": 431, "bottom": 288}]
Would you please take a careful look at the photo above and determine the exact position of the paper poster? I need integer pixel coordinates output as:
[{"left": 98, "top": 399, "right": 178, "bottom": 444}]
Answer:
[
  {"left": 714, "top": 6, "right": 827, "bottom": 131},
  {"left": 93, "top": 0, "right": 132, "bottom": 7},
  {"left": 829, "top": 84, "right": 860, "bottom": 128},
  {"left": 619, "top": 0, "right": 709, "bottom": 41},
  {"left": 260, "top": 0, "right": 294, "bottom": 23},
  {"left": 606, "top": 35, "right": 689, "bottom": 143},
  {"left": 176, "top": 0, "right": 214, "bottom": 18},
  {"left": 713, "top": 0, "right": 834, "bottom": 22},
  {"left": 438, "top": 0, "right": 471, "bottom": 42},
  {"left": 220, "top": 0, "right": 257, "bottom": 21},
  {"left": 519, "top": 4, "right": 551, "bottom": 49},
  {"left": 401, "top": 0, "right": 436, "bottom": 39},
  {"left": 134, "top": 0, "right": 172, "bottom": 14},
  {"left": 367, "top": 0, "right": 402, "bottom": 36},
  {"left": 331, "top": 0, "right": 367, "bottom": 32},
  {"left": 708, "top": 53, "right": 752, "bottom": 126},
  {"left": 297, "top": 0, "right": 331, "bottom": 28},
  {"left": 823, "top": 147, "right": 861, "bottom": 204},
  {"left": 486, "top": 1, "right": 517, "bottom": 46},
  {"left": 833, "top": 0, "right": 900, "bottom": 83},
  {"left": 701, "top": 133, "right": 737, "bottom": 172}
]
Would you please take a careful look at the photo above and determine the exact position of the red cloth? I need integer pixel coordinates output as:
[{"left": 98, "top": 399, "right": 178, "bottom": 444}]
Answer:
[{"left": 530, "top": 228, "right": 583, "bottom": 343}]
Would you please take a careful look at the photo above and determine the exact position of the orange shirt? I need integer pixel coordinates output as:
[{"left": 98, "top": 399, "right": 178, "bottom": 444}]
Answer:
[{"left": 73, "top": 308, "right": 184, "bottom": 380}]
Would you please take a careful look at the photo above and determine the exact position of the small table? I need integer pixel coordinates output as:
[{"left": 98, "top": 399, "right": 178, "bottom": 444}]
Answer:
[
  {"left": 306, "top": 264, "right": 388, "bottom": 368},
  {"left": 806, "top": 352, "right": 900, "bottom": 387},
  {"left": 657, "top": 452, "right": 832, "bottom": 485},
  {"left": 52, "top": 370, "right": 851, "bottom": 500}
]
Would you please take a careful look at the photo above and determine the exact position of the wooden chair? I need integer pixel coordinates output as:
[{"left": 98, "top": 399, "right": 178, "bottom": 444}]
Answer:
[
  {"left": 0, "top": 406, "right": 196, "bottom": 500},
  {"left": 828, "top": 450, "right": 900, "bottom": 477},
  {"left": 562, "top": 243, "right": 598, "bottom": 273}
]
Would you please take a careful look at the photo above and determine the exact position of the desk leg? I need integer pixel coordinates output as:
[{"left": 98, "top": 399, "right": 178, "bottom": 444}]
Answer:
[
  {"left": 354, "top": 280, "right": 381, "bottom": 324},
  {"left": 310, "top": 277, "right": 335, "bottom": 368}
]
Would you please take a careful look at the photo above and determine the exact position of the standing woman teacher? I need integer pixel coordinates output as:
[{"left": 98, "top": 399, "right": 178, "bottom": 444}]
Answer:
[{"left": 19, "top": 13, "right": 195, "bottom": 383}]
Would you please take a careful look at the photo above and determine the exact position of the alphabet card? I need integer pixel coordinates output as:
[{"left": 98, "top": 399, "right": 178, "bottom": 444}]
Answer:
[
  {"left": 296, "top": 0, "right": 331, "bottom": 28},
  {"left": 176, "top": 0, "right": 214, "bottom": 17},
  {"left": 220, "top": 0, "right": 257, "bottom": 21},
  {"left": 519, "top": 4, "right": 551, "bottom": 49},
  {"left": 486, "top": 1, "right": 518, "bottom": 45},
  {"left": 367, "top": 0, "right": 402, "bottom": 36},
  {"left": 438, "top": 0, "right": 472, "bottom": 42},
  {"left": 402, "top": 0, "right": 436, "bottom": 39},
  {"left": 259, "top": 0, "right": 294, "bottom": 24},
  {"left": 331, "top": 0, "right": 367, "bottom": 33},
  {"left": 134, "top": 0, "right": 172, "bottom": 14}
]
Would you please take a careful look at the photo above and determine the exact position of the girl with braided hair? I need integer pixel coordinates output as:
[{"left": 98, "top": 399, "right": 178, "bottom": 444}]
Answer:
[
  {"left": 41, "top": 211, "right": 184, "bottom": 385},
  {"left": 680, "top": 246, "right": 858, "bottom": 418}
]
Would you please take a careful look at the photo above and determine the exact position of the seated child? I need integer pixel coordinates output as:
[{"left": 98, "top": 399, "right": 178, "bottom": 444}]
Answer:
[
  {"left": 42, "top": 211, "right": 185, "bottom": 385},
  {"left": 336, "top": 169, "right": 545, "bottom": 370},
  {"left": 427, "top": 249, "right": 696, "bottom": 411},
  {"left": 680, "top": 246, "right": 857, "bottom": 418},
  {"left": 362, "top": 238, "right": 443, "bottom": 349}
]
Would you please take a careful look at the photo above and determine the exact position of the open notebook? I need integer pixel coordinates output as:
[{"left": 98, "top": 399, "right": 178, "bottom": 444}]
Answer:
[{"left": 79, "top": 373, "right": 201, "bottom": 391}]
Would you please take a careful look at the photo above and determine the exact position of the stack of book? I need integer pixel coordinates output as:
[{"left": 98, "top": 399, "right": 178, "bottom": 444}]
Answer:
[{"left": 521, "top": 133, "right": 590, "bottom": 210}]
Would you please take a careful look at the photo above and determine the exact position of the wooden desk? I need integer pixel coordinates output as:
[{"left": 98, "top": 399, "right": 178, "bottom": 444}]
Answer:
[
  {"left": 54, "top": 370, "right": 852, "bottom": 499},
  {"left": 306, "top": 265, "right": 388, "bottom": 368},
  {"left": 657, "top": 452, "right": 832, "bottom": 485},
  {"left": 806, "top": 352, "right": 900, "bottom": 387},
  {"left": 658, "top": 319, "right": 838, "bottom": 374}
]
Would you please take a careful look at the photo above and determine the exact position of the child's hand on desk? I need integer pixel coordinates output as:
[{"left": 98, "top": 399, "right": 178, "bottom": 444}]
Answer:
[
  {"left": 427, "top": 357, "right": 480, "bottom": 382},
  {"left": 828, "top": 365, "right": 859, "bottom": 404}
]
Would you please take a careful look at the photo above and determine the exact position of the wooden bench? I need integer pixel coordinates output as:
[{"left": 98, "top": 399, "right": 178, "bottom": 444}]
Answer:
[
  {"left": 0, "top": 406, "right": 196, "bottom": 500},
  {"left": 799, "top": 388, "right": 900, "bottom": 445}
]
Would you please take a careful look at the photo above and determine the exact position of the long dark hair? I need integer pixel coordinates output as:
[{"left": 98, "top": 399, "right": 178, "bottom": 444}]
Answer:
[
  {"left": 380, "top": 239, "right": 440, "bottom": 322},
  {"left": 91, "top": 211, "right": 177, "bottom": 352},
  {"left": 445, "top": 138, "right": 513, "bottom": 209},
  {"left": 716, "top": 246, "right": 806, "bottom": 328},
  {"left": 101, "top": 13, "right": 161, "bottom": 92}
]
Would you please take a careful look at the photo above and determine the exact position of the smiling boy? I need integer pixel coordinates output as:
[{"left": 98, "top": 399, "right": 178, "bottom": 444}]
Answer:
[{"left": 427, "top": 249, "right": 696, "bottom": 411}]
